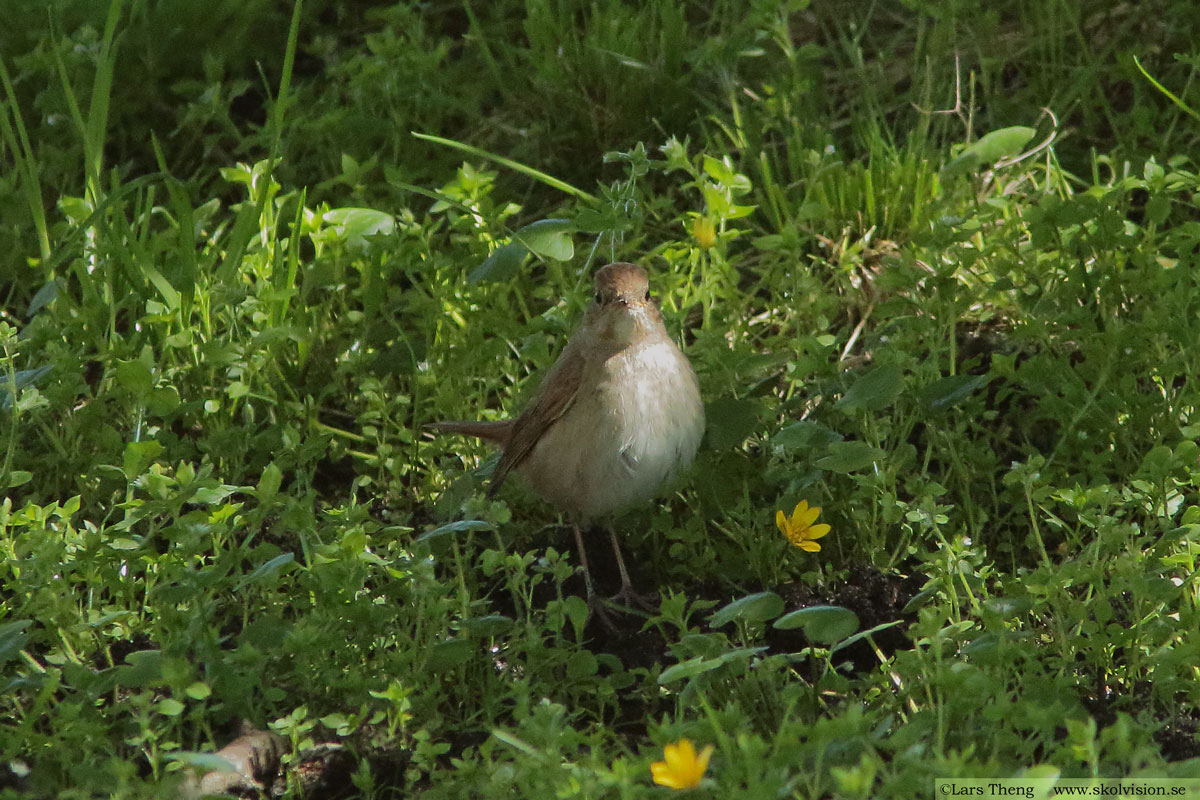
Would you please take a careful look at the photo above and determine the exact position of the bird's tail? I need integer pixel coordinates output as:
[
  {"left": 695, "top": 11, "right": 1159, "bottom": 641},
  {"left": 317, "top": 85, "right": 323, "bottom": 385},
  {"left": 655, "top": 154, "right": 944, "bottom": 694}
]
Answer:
[{"left": 424, "top": 419, "right": 513, "bottom": 447}]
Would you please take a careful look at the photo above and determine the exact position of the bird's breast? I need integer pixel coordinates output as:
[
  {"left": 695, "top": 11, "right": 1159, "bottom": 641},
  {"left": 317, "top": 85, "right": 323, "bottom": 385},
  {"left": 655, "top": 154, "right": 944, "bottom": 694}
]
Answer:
[{"left": 518, "top": 336, "right": 704, "bottom": 520}]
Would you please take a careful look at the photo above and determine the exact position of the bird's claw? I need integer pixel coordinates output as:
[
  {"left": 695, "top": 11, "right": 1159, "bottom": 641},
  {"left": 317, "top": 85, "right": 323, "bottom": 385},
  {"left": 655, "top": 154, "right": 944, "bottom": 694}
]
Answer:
[{"left": 606, "top": 585, "right": 660, "bottom": 614}]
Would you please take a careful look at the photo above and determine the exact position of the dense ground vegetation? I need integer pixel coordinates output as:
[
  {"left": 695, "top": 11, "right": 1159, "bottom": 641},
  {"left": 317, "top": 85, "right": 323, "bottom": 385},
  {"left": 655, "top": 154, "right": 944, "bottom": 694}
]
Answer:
[{"left": 3, "top": 0, "right": 1200, "bottom": 796}]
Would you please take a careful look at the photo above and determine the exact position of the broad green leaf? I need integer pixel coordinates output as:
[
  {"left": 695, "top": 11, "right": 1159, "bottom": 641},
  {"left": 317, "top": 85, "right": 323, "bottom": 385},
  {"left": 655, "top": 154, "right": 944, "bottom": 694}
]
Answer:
[
  {"left": 704, "top": 397, "right": 765, "bottom": 450},
  {"left": 1176, "top": 441, "right": 1200, "bottom": 464},
  {"left": 427, "top": 638, "right": 473, "bottom": 671},
  {"left": 416, "top": 519, "right": 493, "bottom": 543},
  {"left": 147, "top": 386, "right": 181, "bottom": 417},
  {"left": 321, "top": 712, "right": 356, "bottom": 735},
  {"left": 468, "top": 242, "right": 527, "bottom": 283},
  {"left": 513, "top": 218, "right": 574, "bottom": 262},
  {"left": 462, "top": 615, "right": 514, "bottom": 637},
  {"left": 238, "top": 553, "right": 295, "bottom": 588},
  {"left": 190, "top": 484, "right": 238, "bottom": 504},
  {"left": 27, "top": 281, "right": 58, "bottom": 316},
  {"left": 121, "top": 649, "right": 164, "bottom": 687},
  {"left": 773, "top": 604, "right": 859, "bottom": 643},
  {"left": 655, "top": 656, "right": 715, "bottom": 684},
  {"left": 321, "top": 207, "right": 396, "bottom": 250},
  {"left": 657, "top": 647, "right": 767, "bottom": 684},
  {"left": 964, "top": 125, "right": 1037, "bottom": 162},
  {"left": 920, "top": 374, "right": 989, "bottom": 411},
  {"left": 4, "top": 471, "right": 31, "bottom": 488},
  {"left": 814, "top": 441, "right": 885, "bottom": 473},
  {"left": 836, "top": 365, "right": 904, "bottom": 412},
  {"left": 184, "top": 682, "right": 211, "bottom": 700},
  {"left": 256, "top": 463, "right": 283, "bottom": 503},
  {"left": 942, "top": 126, "right": 1036, "bottom": 177},
  {"left": 114, "top": 359, "right": 154, "bottom": 399},
  {"left": 156, "top": 698, "right": 185, "bottom": 717},
  {"left": 0, "top": 620, "right": 30, "bottom": 669},
  {"left": 700, "top": 182, "right": 732, "bottom": 218},
  {"left": 960, "top": 632, "right": 999, "bottom": 657},
  {"left": 981, "top": 596, "right": 1032, "bottom": 619},
  {"left": 58, "top": 195, "right": 92, "bottom": 223},
  {"left": 1146, "top": 193, "right": 1171, "bottom": 225},
  {"left": 107, "top": 537, "right": 141, "bottom": 551},
  {"left": 164, "top": 752, "right": 240, "bottom": 773},
  {"left": 771, "top": 420, "right": 842, "bottom": 452},
  {"left": 708, "top": 591, "right": 784, "bottom": 627},
  {"left": 572, "top": 207, "right": 615, "bottom": 233},
  {"left": 122, "top": 440, "right": 164, "bottom": 479},
  {"left": 8, "top": 365, "right": 52, "bottom": 391},
  {"left": 0, "top": 365, "right": 53, "bottom": 411},
  {"left": 562, "top": 595, "right": 589, "bottom": 638},
  {"left": 566, "top": 650, "right": 598, "bottom": 679},
  {"left": 62, "top": 663, "right": 120, "bottom": 695},
  {"left": 902, "top": 586, "right": 939, "bottom": 614}
]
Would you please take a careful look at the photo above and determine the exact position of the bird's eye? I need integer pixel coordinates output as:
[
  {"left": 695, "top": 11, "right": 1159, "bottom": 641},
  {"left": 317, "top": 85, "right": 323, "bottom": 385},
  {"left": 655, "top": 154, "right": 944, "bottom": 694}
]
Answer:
[
  {"left": 594, "top": 292, "right": 603, "bottom": 304},
  {"left": 644, "top": 290, "right": 651, "bottom": 301}
]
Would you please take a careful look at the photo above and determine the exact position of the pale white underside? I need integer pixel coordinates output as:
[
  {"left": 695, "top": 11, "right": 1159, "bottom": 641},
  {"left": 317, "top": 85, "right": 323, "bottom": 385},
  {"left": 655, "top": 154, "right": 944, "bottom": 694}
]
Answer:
[{"left": 517, "top": 336, "right": 704, "bottom": 521}]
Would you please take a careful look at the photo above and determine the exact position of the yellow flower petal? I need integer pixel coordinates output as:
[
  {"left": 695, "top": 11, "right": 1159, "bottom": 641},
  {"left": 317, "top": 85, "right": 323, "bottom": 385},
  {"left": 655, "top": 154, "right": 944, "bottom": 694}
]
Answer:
[
  {"left": 650, "top": 739, "right": 712, "bottom": 789},
  {"left": 695, "top": 744, "right": 714, "bottom": 773},
  {"left": 776, "top": 500, "right": 833, "bottom": 551},
  {"left": 807, "top": 523, "right": 831, "bottom": 539},
  {"left": 651, "top": 761, "right": 685, "bottom": 789}
]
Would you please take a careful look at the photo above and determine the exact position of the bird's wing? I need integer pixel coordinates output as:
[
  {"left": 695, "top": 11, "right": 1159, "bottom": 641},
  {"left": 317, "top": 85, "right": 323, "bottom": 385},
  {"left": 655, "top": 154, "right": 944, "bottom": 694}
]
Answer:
[{"left": 487, "top": 342, "right": 587, "bottom": 497}]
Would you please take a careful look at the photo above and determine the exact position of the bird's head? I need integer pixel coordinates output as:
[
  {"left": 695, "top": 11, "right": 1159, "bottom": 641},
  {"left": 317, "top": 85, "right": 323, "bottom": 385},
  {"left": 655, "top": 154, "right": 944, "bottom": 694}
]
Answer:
[{"left": 586, "top": 262, "right": 663, "bottom": 347}]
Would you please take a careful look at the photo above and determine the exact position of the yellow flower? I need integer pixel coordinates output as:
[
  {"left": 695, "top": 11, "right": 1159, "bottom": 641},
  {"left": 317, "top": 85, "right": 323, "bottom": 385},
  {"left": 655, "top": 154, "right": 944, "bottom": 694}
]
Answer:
[
  {"left": 776, "top": 500, "right": 831, "bottom": 552},
  {"left": 650, "top": 738, "right": 714, "bottom": 790},
  {"left": 691, "top": 216, "right": 717, "bottom": 249}
]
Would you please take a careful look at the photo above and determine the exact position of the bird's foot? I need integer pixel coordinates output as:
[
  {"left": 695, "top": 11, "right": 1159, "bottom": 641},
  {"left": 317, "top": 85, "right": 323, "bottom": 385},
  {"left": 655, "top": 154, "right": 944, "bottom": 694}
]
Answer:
[
  {"left": 607, "top": 583, "right": 660, "bottom": 614},
  {"left": 586, "top": 593, "right": 620, "bottom": 632}
]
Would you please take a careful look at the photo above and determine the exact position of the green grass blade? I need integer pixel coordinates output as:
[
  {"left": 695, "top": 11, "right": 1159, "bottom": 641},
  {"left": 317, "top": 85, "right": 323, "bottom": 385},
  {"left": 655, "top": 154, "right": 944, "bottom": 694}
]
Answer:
[
  {"left": 85, "top": 0, "right": 125, "bottom": 203},
  {"left": 0, "top": 58, "right": 50, "bottom": 262},
  {"left": 411, "top": 131, "right": 598, "bottom": 203},
  {"left": 1133, "top": 55, "right": 1200, "bottom": 124}
]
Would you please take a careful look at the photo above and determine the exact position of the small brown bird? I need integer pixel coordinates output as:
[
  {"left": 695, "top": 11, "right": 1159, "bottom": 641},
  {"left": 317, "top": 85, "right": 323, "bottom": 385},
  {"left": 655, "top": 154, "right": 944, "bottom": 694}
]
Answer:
[{"left": 427, "top": 263, "right": 705, "bottom": 615}]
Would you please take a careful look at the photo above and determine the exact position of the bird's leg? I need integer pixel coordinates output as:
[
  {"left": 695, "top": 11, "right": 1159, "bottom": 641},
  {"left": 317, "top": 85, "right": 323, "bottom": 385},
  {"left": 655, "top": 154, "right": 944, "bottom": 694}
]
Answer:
[
  {"left": 571, "top": 522, "right": 598, "bottom": 599},
  {"left": 572, "top": 523, "right": 616, "bottom": 630},
  {"left": 605, "top": 526, "right": 659, "bottom": 612}
]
